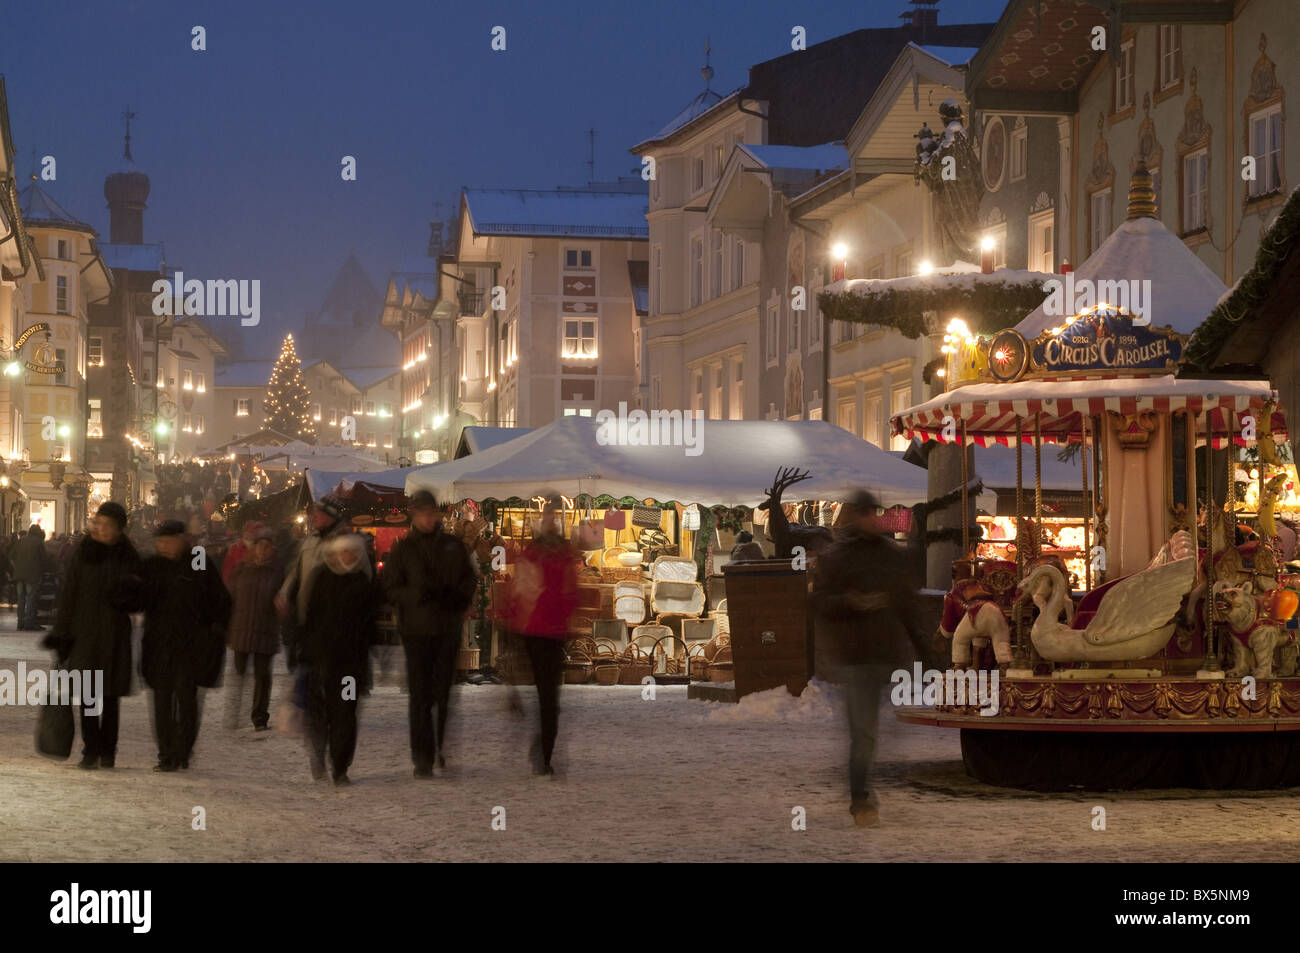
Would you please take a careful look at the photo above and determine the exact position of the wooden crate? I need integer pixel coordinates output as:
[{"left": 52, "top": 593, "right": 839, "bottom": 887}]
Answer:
[{"left": 721, "top": 561, "right": 812, "bottom": 699}]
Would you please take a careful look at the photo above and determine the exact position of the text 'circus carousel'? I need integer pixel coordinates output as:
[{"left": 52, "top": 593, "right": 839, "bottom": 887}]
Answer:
[{"left": 892, "top": 167, "right": 1300, "bottom": 789}]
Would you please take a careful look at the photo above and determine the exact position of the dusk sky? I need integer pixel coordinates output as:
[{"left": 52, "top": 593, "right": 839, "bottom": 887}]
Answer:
[{"left": 4, "top": 0, "right": 1005, "bottom": 357}]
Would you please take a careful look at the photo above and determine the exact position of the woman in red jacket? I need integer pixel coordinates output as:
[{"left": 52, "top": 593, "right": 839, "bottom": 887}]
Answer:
[{"left": 504, "top": 496, "right": 580, "bottom": 775}]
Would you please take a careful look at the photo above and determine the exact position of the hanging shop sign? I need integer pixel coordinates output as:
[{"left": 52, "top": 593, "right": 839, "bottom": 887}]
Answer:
[
  {"left": 13, "top": 323, "right": 49, "bottom": 350},
  {"left": 25, "top": 339, "right": 63, "bottom": 375},
  {"left": 1026, "top": 309, "right": 1184, "bottom": 377}
]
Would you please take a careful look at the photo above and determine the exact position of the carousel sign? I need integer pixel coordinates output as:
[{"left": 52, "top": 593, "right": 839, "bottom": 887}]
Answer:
[{"left": 1027, "top": 309, "right": 1183, "bottom": 376}]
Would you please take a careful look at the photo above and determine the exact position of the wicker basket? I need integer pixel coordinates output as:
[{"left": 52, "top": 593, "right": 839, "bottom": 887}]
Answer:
[
  {"left": 615, "top": 593, "right": 647, "bottom": 625},
  {"left": 707, "top": 644, "right": 734, "bottom": 683},
  {"left": 688, "top": 642, "right": 710, "bottom": 680},
  {"left": 650, "top": 632, "right": 689, "bottom": 677},
  {"left": 601, "top": 565, "right": 642, "bottom": 583},
  {"left": 593, "top": 663, "right": 621, "bottom": 685}
]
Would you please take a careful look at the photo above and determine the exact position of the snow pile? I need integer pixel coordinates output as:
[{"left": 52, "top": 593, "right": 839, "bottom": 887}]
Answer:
[{"left": 706, "top": 678, "right": 842, "bottom": 724}]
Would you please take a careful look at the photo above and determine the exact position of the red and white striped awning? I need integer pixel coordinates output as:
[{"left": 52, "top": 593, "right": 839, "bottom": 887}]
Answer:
[{"left": 891, "top": 375, "right": 1285, "bottom": 448}]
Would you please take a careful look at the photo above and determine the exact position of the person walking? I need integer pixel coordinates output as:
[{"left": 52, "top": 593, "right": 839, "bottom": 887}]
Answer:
[
  {"left": 275, "top": 496, "right": 363, "bottom": 641},
  {"left": 139, "top": 520, "right": 232, "bottom": 771},
  {"left": 503, "top": 496, "right": 580, "bottom": 776},
  {"left": 289, "top": 533, "right": 379, "bottom": 785},
  {"left": 221, "top": 520, "right": 263, "bottom": 590},
  {"left": 382, "top": 490, "right": 477, "bottom": 777},
  {"left": 42, "top": 502, "right": 142, "bottom": 769},
  {"left": 11, "top": 524, "right": 48, "bottom": 630},
  {"left": 225, "top": 525, "right": 282, "bottom": 731},
  {"left": 811, "top": 490, "right": 926, "bottom": 828}
]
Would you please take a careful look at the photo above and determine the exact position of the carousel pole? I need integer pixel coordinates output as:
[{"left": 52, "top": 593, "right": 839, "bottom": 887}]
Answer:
[
  {"left": 1011, "top": 418, "right": 1030, "bottom": 674},
  {"left": 1034, "top": 413, "right": 1044, "bottom": 549},
  {"left": 1081, "top": 416, "right": 1091, "bottom": 592},
  {"left": 1203, "top": 411, "right": 1221, "bottom": 674},
  {"left": 960, "top": 419, "right": 970, "bottom": 557}
]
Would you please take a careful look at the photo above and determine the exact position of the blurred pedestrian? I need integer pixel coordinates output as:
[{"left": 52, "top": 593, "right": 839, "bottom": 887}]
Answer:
[
  {"left": 503, "top": 496, "right": 580, "bottom": 776},
  {"left": 139, "top": 521, "right": 232, "bottom": 771},
  {"left": 811, "top": 490, "right": 926, "bottom": 828},
  {"left": 225, "top": 524, "right": 282, "bottom": 731},
  {"left": 382, "top": 490, "right": 477, "bottom": 777},
  {"left": 290, "top": 533, "right": 379, "bottom": 785},
  {"left": 42, "top": 502, "right": 142, "bottom": 769},
  {"left": 11, "top": 524, "right": 48, "bottom": 629},
  {"left": 275, "top": 496, "right": 362, "bottom": 642}
]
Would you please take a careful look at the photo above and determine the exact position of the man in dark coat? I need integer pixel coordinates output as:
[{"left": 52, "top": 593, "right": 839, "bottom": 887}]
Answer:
[
  {"left": 11, "top": 524, "right": 48, "bottom": 629},
  {"left": 382, "top": 490, "right": 477, "bottom": 777},
  {"left": 140, "top": 520, "right": 232, "bottom": 771},
  {"left": 291, "top": 533, "right": 379, "bottom": 785},
  {"left": 275, "top": 495, "right": 365, "bottom": 655},
  {"left": 225, "top": 525, "right": 282, "bottom": 731},
  {"left": 811, "top": 490, "right": 925, "bottom": 828},
  {"left": 43, "top": 502, "right": 142, "bottom": 769}
]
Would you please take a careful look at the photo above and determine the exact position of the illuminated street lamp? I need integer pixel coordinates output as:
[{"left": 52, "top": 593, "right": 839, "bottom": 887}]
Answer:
[{"left": 831, "top": 242, "right": 849, "bottom": 282}]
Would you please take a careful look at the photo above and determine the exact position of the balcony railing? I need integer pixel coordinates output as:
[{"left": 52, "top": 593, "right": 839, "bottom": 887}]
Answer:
[{"left": 458, "top": 291, "right": 483, "bottom": 314}]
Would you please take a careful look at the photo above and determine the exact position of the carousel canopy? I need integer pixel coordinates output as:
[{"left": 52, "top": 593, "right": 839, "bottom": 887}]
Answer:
[
  {"left": 404, "top": 416, "right": 928, "bottom": 508},
  {"left": 892, "top": 374, "right": 1278, "bottom": 448}
]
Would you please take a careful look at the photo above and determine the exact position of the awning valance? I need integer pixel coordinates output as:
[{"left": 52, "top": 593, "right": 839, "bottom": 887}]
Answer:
[{"left": 891, "top": 375, "right": 1284, "bottom": 448}]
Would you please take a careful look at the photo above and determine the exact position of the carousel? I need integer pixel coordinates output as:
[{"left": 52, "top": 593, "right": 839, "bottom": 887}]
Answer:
[{"left": 892, "top": 167, "right": 1300, "bottom": 789}]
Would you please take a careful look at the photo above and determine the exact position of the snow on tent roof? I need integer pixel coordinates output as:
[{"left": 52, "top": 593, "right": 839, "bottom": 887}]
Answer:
[
  {"left": 743, "top": 144, "right": 848, "bottom": 172},
  {"left": 215, "top": 361, "right": 274, "bottom": 387},
  {"left": 100, "top": 242, "right": 164, "bottom": 272},
  {"left": 407, "top": 416, "right": 928, "bottom": 508},
  {"left": 305, "top": 467, "right": 409, "bottom": 500},
  {"left": 1016, "top": 216, "right": 1227, "bottom": 339},
  {"left": 456, "top": 426, "right": 535, "bottom": 458},
  {"left": 464, "top": 189, "right": 649, "bottom": 239},
  {"left": 917, "top": 45, "right": 980, "bottom": 67}
]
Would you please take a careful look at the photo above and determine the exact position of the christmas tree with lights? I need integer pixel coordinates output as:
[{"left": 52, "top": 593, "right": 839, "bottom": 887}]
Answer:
[{"left": 264, "top": 333, "right": 317, "bottom": 443}]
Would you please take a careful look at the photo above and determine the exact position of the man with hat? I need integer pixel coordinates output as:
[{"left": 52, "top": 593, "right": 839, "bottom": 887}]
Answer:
[
  {"left": 139, "top": 520, "right": 232, "bottom": 771},
  {"left": 811, "top": 489, "right": 926, "bottom": 828},
  {"left": 382, "top": 489, "right": 477, "bottom": 776},
  {"left": 43, "top": 502, "right": 143, "bottom": 769},
  {"left": 275, "top": 493, "right": 368, "bottom": 650}
]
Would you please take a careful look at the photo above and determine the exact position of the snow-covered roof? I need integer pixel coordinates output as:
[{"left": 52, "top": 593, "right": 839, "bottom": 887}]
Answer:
[
  {"left": 743, "top": 144, "right": 848, "bottom": 173},
  {"left": 215, "top": 361, "right": 274, "bottom": 388},
  {"left": 18, "top": 183, "right": 94, "bottom": 232},
  {"left": 456, "top": 426, "right": 535, "bottom": 458},
  {"left": 917, "top": 45, "right": 980, "bottom": 67},
  {"left": 343, "top": 365, "right": 399, "bottom": 391},
  {"left": 653, "top": 87, "right": 735, "bottom": 140},
  {"left": 100, "top": 242, "right": 164, "bottom": 272},
  {"left": 464, "top": 189, "right": 648, "bottom": 239},
  {"left": 1017, "top": 216, "right": 1227, "bottom": 339},
  {"left": 304, "top": 467, "right": 409, "bottom": 500},
  {"left": 408, "top": 417, "right": 928, "bottom": 507},
  {"left": 829, "top": 263, "right": 1053, "bottom": 297}
]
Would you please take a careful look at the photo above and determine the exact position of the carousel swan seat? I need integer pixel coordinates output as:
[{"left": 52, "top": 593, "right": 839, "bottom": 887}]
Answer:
[
  {"left": 1068, "top": 577, "right": 1122, "bottom": 630},
  {"left": 1021, "top": 552, "right": 1196, "bottom": 662}
]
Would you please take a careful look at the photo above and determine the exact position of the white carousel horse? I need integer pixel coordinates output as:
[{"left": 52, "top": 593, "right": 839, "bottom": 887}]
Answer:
[{"left": 1019, "top": 532, "right": 1196, "bottom": 662}]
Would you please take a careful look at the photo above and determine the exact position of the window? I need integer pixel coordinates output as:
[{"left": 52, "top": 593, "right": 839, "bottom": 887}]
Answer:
[
  {"left": 890, "top": 384, "right": 912, "bottom": 452},
  {"left": 328, "top": 407, "right": 337, "bottom": 425},
  {"left": 710, "top": 231, "right": 724, "bottom": 298},
  {"left": 55, "top": 276, "right": 68, "bottom": 314},
  {"left": 689, "top": 236, "right": 704, "bottom": 308},
  {"left": 87, "top": 398, "right": 102, "bottom": 439},
  {"left": 691, "top": 368, "right": 704, "bottom": 414},
  {"left": 1090, "top": 189, "right": 1112, "bottom": 253},
  {"left": 562, "top": 318, "right": 597, "bottom": 358},
  {"left": 366, "top": 433, "right": 376, "bottom": 448},
  {"left": 788, "top": 303, "right": 800, "bottom": 352},
  {"left": 837, "top": 400, "right": 856, "bottom": 435},
  {"left": 182, "top": 369, "right": 193, "bottom": 390},
  {"left": 380, "top": 402, "right": 392, "bottom": 417},
  {"left": 809, "top": 278, "right": 822, "bottom": 349},
  {"left": 731, "top": 237, "right": 745, "bottom": 290},
  {"left": 710, "top": 364, "right": 723, "bottom": 419},
  {"left": 564, "top": 249, "right": 592, "bottom": 269},
  {"left": 365, "top": 400, "right": 375, "bottom": 416},
  {"left": 236, "top": 398, "right": 251, "bottom": 417},
  {"left": 1158, "top": 25, "right": 1181, "bottom": 90},
  {"left": 383, "top": 435, "right": 394, "bottom": 449},
  {"left": 351, "top": 397, "right": 362, "bottom": 414},
  {"left": 1010, "top": 123, "right": 1027, "bottom": 182},
  {"left": 196, "top": 415, "right": 204, "bottom": 435},
  {"left": 712, "top": 141, "right": 724, "bottom": 182},
  {"left": 1249, "top": 104, "right": 1283, "bottom": 199},
  {"left": 311, "top": 402, "right": 321, "bottom": 421},
  {"left": 765, "top": 301, "right": 779, "bottom": 365},
  {"left": 1028, "top": 210, "right": 1055, "bottom": 273},
  {"left": 54, "top": 348, "right": 67, "bottom": 386},
  {"left": 57, "top": 239, "right": 69, "bottom": 261},
  {"left": 1182, "top": 150, "right": 1208, "bottom": 233},
  {"left": 652, "top": 170, "right": 660, "bottom": 204},
  {"left": 88, "top": 337, "right": 103, "bottom": 367},
  {"left": 183, "top": 413, "right": 193, "bottom": 433},
  {"left": 1114, "top": 39, "right": 1135, "bottom": 113},
  {"left": 692, "top": 154, "right": 704, "bottom": 193},
  {"left": 864, "top": 394, "right": 882, "bottom": 448},
  {"left": 729, "top": 357, "right": 744, "bottom": 419},
  {"left": 196, "top": 372, "right": 205, "bottom": 393}
]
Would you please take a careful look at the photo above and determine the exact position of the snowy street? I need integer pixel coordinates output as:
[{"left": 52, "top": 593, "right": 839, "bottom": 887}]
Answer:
[{"left": 4, "top": 619, "right": 1300, "bottom": 862}]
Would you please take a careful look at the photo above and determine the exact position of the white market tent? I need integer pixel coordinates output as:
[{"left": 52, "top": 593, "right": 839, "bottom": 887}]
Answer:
[
  {"left": 404, "top": 416, "right": 928, "bottom": 508},
  {"left": 303, "top": 467, "right": 410, "bottom": 501}
]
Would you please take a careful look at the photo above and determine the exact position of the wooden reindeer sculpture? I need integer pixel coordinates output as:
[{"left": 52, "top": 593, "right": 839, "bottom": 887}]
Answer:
[{"left": 757, "top": 466, "right": 834, "bottom": 559}]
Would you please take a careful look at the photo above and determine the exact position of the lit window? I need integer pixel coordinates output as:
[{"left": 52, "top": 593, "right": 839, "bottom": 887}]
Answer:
[
  {"left": 87, "top": 398, "right": 103, "bottom": 438},
  {"left": 365, "top": 400, "right": 375, "bottom": 416},
  {"left": 182, "top": 369, "right": 193, "bottom": 390},
  {"left": 1248, "top": 104, "right": 1283, "bottom": 199},
  {"left": 236, "top": 398, "right": 251, "bottom": 417},
  {"left": 57, "top": 239, "right": 69, "bottom": 261},
  {"left": 890, "top": 385, "right": 912, "bottom": 452},
  {"left": 88, "top": 337, "right": 103, "bottom": 367},
  {"left": 351, "top": 397, "right": 362, "bottom": 414},
  {"left": 196, "top": 372, "right": 205, "bottom": 393},
  {"left": 329, "top": 408, "right": 337, "bottom": 425},
  {"left": 183, "top": 413, "right": 193, "bottom": 433},
  {"left": 312, "top": 402, "right": 321, "bottom": 421},
  {"left": 562, "top": 318, "right": 597, "bottom": 358},
  {"left": 196, "top": 415, "right": 204, "bottom": 435}
]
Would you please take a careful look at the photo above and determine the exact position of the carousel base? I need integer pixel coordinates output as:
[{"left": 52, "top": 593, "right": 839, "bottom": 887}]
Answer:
[{"left": 897, "top": 673, "right": 1300, "bottom": 790}]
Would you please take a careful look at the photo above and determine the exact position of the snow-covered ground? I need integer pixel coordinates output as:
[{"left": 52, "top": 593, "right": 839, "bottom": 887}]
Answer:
[{"left": 4, "top": 614, "right": 1300, "bottom": 861}]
